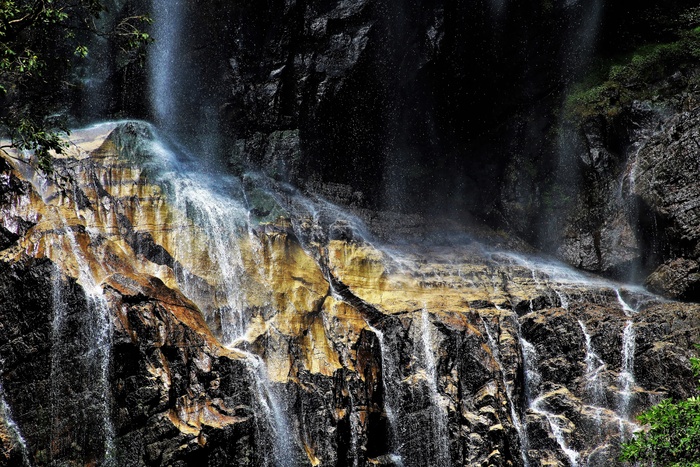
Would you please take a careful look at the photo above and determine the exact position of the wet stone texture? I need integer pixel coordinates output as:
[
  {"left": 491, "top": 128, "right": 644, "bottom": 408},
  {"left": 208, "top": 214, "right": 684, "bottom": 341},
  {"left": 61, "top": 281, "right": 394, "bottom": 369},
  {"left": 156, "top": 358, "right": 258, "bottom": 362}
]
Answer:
[{"left": 0, "top": 125, "right": 698, "bottom": 466}]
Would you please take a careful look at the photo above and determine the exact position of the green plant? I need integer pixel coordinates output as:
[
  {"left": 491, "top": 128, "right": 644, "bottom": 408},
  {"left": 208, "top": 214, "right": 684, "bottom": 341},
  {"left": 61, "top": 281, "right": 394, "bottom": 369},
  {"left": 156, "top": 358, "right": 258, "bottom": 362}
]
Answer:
[
  {"left": 0, "top": 0, "right": 151, "bottom": 172},
  {"left": 563, "top": 24, "right": 700, "bottom": 123},
  {"left": 620, "top": 351, "right": 700, "bottom": 466}
]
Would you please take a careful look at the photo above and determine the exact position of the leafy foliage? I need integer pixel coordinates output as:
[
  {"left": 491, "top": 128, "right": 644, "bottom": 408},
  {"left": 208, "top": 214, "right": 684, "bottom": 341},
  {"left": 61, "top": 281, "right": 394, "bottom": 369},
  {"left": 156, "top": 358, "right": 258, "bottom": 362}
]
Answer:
[
  {"left": 620, "top": 354, "right": 700, "bottom": 466},
  {"left": 564, "top": 27, "right": 700, "bottom": 121},
  {"left": 0, "top": 0, "right": 151, "bottom": 172}
]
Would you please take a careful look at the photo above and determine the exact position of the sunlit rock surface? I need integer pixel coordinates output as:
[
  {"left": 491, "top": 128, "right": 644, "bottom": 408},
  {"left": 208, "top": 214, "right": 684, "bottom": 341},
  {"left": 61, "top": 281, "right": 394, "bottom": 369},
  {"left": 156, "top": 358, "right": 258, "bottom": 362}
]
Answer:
[{"left": 0, "top": 122, "right": 699, "bottom": 466}]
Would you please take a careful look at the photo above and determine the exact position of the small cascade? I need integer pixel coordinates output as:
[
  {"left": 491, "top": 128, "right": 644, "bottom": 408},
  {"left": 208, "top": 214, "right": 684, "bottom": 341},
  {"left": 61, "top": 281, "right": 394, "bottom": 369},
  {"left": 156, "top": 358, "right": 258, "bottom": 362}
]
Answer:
[
  {"left": 417, "top": 309, "right": 451, "bottom": 466},
  {"left": 242, "top": 351, "right": 296, "bottom": 467},
  {"left": 521, "top": 338, "right": 580, "bottom": 466},
  {"left": 481, "top": 318, "right": 530, "bottom": 467},
  {"left": 618, "top": 321, "right": 637, "bottom": 440},
  {"left": 367, "top": 324, "right": 405, "bottom": 466},
  {"left": 0, "top": 381, "right": 31, "bottom": 466},
  {"left": 49, "top": 255, "right": 115, "bottom": 465},
  {"left": 577, "top": 320, "right": 606, "bottom": 407},
  {"left": 615, "top": 289, "right": 637, "bottom": 315},
  {"left": 346, "top": 392, "right": 361, "bottom": 467},
  {"left": 614, "top": 288, "right": 640, "bottom": 439}
]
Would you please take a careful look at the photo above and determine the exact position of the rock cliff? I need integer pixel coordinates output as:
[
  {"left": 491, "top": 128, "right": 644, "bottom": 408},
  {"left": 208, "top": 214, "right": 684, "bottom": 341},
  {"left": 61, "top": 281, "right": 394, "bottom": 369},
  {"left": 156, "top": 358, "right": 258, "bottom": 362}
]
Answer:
[
  {"left": 0, "top": 123, "right": 698, "bottom": 466},
  {"left": 555, "top": 21, "right": 700, "bottom": 299}
]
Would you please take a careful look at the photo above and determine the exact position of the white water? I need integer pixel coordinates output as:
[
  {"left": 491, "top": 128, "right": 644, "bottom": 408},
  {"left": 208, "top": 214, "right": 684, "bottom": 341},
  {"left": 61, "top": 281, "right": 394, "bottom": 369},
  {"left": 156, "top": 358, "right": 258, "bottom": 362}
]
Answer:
[
  {"left": 367, "top": 324, "right": 405, "bottom": 466},
  {"left": 615, "top": 288, "right": 638, "bottom": 316},
  {"left": 521, "top": 338, "right": 579, "bottom": 466},
  {"left": 11, "top": 160, "right": 118, "bottom": 466},
  {"left": 577, "top": 320, "right": 606, "bottom": 406},
  {"left": 131, "top": 134, "right": 306, "bottom": 465},
  {"left": 0, "top": 381, "right": 31, "bottom": 466},
  {"left": 149, "top": 0, "right": 186, "bottom": 127},
  {"left": 614, "top": 286, "right": 640, "bottom": 440},
  {"left": 618, "top": 321, "right": 637, "bottom": 440},
  {"left": 241, "top": 351, "right": 296, "bottom": 467},
  {"left": 146, "top": 138, "right": 252, "bottom": 343},
  {"left": 481, "top": 317, "right": 530, "bottom": 467},
  {"left": 418, "top": 310, "right": 451, "bottom": 466}
]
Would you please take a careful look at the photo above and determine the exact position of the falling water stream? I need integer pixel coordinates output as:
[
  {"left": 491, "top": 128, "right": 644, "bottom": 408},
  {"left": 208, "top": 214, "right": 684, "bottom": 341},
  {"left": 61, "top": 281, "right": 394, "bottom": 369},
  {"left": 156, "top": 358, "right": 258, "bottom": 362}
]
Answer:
[
  {"left": 482, "top": 317, "right": 530, "bottom": 467},
  {"left": 0, "top": 0, "right": 679, "bottom": 464},
  {"left": 521, "top": 338, "right": 580, "bottom": 466},
  {"left": 149, "top": 0, "right": 186, "bottom": 128},
  {"left": 9, "top": 160, "right": 119, "bottom": 466},
  {"left": 0, "top": 380, "right": 31, "bottom": 467},
  {"left": 366, "top": 324, "right": 405, "bottom": 466},
  {"left": 413, "top": 310, "right": 451, "bottom": 466}
]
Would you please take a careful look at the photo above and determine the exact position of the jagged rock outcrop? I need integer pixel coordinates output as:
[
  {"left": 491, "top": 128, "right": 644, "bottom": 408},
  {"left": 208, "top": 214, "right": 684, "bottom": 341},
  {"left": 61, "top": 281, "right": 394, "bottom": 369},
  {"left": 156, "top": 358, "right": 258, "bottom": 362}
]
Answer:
[
  {"left": 0, "top": 124, "right": 699, "bottom": 466},
  {"left": 631, "top": 108, "right": 700, "bottom": 299},
  {"left": 217, "top": 0, "right": 677, "bottom": 214},
  {"left": 557, "top": 99, "right": 700, "bottom": 300}
]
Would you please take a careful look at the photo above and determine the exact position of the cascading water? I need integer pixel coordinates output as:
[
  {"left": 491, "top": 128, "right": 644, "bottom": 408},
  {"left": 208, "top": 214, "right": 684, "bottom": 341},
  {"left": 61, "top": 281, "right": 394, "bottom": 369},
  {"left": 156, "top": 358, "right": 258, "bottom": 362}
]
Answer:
[
  {"left": 481, "top": 317, "right": 530, "bottom": 467},
  {"left": 0, "top": 380, "right": 31, "bottom": 467},
  {"left": 244, "top": 351, "right": 296, "bottom": 467},
  {"left": 618, "top": 322, "right": 636, "bottom": 439},
  {"left": 0, "top": 129, "right": 686, "bottom": 465},
  {"left": 144, "top": 0, "right": 306, "bottom": 461},
  {"left": 19, "top": 165, "right": 117, "bottom": 466},
  {"left": 148, "top": 0, "right": 185, "bottom": 130},
  {"left": 521, "top": 338, "right": 580, "bottom": 466},
  {"left": 577, "top": 320, "right": 606, "bottom": 409},
  {"left": 616, "top": 288, "right": 641, "bottom": 441},
  {"left": 141, "top": 138, "right": 252, "bottom": 343},
  {"left": 366, "top": 324, "right": 405, "bottom": 467},
  {"left": 417, "top": 309, "right": 451, "bottom": 467},
  {"left": 126, "top": 128, "right": 305, "bottom": 465}
]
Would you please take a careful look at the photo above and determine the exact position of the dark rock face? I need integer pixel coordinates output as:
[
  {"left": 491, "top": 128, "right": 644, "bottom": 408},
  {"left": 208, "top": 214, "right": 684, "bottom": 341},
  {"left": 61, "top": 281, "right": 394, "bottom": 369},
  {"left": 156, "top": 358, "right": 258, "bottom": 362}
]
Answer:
[
  {"left": 559, "top": 102, "right": 700, "bottom": 300},
  {"left": 107, "top": 277, "right": 260, "bottom": 467},
  {"left": 0, "top": 259, "right": 262, "bottom": 467},
  {"left": 1, "top": 124, "right": 700, "bottom": 466},
  {"left": 631, "top": 108, "right": 700, "bottom": 299},
  {"left": 214, "top": 0, "right": 642, "bottom": 213}
]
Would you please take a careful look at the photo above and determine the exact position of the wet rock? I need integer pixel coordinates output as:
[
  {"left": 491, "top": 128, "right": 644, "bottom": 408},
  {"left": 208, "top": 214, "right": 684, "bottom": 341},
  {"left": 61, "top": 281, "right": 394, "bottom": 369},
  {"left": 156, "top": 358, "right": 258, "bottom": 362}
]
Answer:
[
  {"left": 581, "top": 117, "right": 616, "bottom": 172},
  {"left": 646, "top": 258, "right": 700, "bottom": 299},
  {"left": 1, "top": 125, "right": 700, "bottom": 467}
]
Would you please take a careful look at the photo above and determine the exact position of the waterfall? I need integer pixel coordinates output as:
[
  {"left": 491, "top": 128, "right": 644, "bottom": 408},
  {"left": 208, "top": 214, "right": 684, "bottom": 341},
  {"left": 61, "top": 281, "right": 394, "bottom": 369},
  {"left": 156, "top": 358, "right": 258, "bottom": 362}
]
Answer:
[
  {"left": 367, "top": 324, "right": 405, "bottom": 466},
  {"left": 0, "top": 381, "right": 31, "bottom": 466},
  {"left": 0, "top": 130, "right": 680, "bottom": 465},
  {"left": 521, "top": 338, "right": 580, "bottom": 466},
  {"left": 418, "top": 309, "right": 451, "bottom": 466},
  {"left": 148, "top": 0, "right": 186, "bottom": 128},
  {"left": 482, "top": 317, "right": 530, "bottom": 467}
]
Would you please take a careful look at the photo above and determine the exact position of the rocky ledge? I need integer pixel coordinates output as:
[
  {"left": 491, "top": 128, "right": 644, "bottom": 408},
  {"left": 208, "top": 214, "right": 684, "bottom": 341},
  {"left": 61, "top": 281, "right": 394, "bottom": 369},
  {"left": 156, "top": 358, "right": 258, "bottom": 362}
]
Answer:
[{"left": 0, "top": 123, "right": 698, "bottom": 466}]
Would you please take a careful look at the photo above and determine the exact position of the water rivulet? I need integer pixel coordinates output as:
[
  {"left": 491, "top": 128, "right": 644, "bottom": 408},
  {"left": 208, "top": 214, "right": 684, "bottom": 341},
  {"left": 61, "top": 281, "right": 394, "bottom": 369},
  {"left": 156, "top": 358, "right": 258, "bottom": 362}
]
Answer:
[
  {"left": 1, "top": 0, "right": 700, "bottom": 465},
  {"left": 0, "top": 122, "right": 699, "bottom": 466}
]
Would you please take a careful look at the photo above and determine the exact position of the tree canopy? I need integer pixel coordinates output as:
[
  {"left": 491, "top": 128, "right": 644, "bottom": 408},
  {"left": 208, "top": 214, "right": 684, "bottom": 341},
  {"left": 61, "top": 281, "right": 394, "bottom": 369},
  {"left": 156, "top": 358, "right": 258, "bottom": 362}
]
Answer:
[{"left": 0, "top": 0, "right": 150, "bottom": 171}]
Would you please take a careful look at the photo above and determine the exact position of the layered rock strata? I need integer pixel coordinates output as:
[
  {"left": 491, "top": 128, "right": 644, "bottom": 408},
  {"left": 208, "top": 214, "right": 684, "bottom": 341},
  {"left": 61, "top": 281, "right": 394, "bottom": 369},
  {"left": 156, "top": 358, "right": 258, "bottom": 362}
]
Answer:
[{"left": 0, "top": 123, "right": 698, "bottom": 466}]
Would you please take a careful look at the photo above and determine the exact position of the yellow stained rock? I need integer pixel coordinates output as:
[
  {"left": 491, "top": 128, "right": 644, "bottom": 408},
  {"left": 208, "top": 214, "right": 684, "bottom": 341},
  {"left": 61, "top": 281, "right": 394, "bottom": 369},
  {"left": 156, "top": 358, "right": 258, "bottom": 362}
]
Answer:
[{"left": 0, "top": 123, "right": 568, "bottom": 444}]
